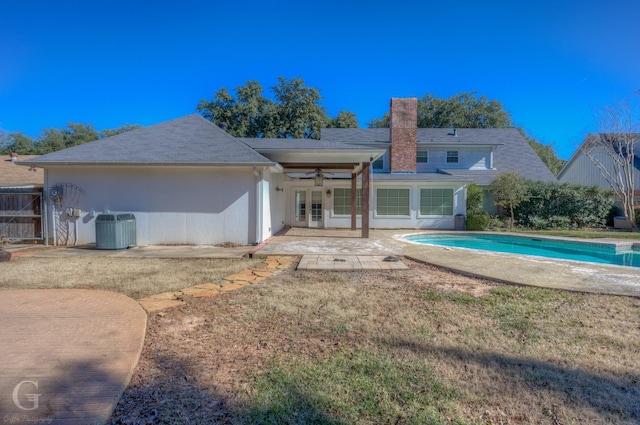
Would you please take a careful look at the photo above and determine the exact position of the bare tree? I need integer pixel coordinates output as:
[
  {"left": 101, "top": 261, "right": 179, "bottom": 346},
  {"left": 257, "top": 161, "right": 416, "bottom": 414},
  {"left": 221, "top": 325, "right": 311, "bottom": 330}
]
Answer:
[{"left": 581, "top": 99, "right": 639, "bottom": 231}]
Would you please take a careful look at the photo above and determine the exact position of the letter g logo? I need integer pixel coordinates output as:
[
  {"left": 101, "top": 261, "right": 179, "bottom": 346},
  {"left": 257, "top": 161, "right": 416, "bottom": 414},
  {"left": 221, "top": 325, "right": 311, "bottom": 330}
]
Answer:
[{"left": 12, "top": 380, "right": 41, "bottom": 411}]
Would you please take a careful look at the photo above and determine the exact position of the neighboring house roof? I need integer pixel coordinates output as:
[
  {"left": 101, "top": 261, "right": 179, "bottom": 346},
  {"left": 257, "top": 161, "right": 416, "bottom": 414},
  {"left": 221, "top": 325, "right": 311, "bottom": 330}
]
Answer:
[
  {"left": 557, "top": 133, "right": 640, "bottom": 181},
  {"left": 0, "top": 155, "right": 44, "bottom": 188},
  {"left": 19, "top": 114, "right": 274, "bottom": 167}
]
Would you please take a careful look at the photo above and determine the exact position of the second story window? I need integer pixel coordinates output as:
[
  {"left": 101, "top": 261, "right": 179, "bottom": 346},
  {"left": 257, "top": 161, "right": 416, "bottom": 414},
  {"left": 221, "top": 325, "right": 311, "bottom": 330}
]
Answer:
[
  {"left": 416, "top": 151, "right": 428, "bottom": 163},
  {"left": 446, "top": 151, "right": 459, "bottom": 164}
]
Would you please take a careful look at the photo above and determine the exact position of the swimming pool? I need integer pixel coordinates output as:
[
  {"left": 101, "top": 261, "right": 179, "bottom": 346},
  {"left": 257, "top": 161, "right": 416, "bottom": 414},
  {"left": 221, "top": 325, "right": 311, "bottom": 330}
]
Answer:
[{"left": 405, "top": 233, "right": 640, "bottom": 268}]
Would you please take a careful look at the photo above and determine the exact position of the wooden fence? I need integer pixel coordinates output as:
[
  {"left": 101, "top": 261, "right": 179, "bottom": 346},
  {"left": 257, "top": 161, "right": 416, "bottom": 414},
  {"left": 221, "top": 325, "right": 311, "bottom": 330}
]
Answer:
[{"left": 0, "top": 191, "right": 44, "bottom": 240}]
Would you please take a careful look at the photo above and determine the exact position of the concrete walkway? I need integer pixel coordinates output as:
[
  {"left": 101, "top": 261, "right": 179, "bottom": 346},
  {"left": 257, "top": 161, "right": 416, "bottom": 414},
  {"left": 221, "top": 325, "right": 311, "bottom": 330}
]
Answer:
[
  {"left": 297, "top": 254, "right": 408, "bottom": 271},
  {"left": 0, "top": 289, "right": 147, "bottom": 425},
  {"left": 9, "top": 243, "right": 249, "bottom": 259},
  {"left": 138, "top": 256, "right": 297, "bottom": 312}
]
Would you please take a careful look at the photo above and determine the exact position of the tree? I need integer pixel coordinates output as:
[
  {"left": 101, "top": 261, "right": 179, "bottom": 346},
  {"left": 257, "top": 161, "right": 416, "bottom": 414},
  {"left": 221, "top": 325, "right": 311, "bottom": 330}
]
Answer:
[
  {"left": 36, "top": 123, "right": 99, "bottom": 154},
  {"left": 196, "top": 77, "right": 357, "bottom": 139},
  {"left": 326, "top": 110, "right": 359, "bottom": 128},
  {"left": 369, "top": 91, "right": 512, "bottom": 128},
  {"left": 100, "top": 124, "right": 141, "bottom": 138},
  {"left": 196, "top": 80, "right": 271, "bottom": 138},
  {"left": 0, "top": 123, "right": 140, "bottom": 155},
  {"left": 368, "top": 91, "right": 564, "bottom": 174},
  {"left": 521, "top": 132, "right": 566, "bottom": 175},
  {"left": 489, "top": 171, "right": 531, "bottom": 229},
  {"left": 0, "top": 132, "right": 37, "bottom": 155},
  {"left": 581, "top": 99, "right": 639, "bottom": 231}
]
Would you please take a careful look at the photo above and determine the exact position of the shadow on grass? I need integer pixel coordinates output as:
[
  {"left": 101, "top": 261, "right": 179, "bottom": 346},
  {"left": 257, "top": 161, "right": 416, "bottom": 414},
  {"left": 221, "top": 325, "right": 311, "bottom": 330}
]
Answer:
[
  {"left": 381, "top": 337, "right": 640, "bottom": 422},
  {"left": 108, "top": 353, "right": 346, "bottom": 425}
]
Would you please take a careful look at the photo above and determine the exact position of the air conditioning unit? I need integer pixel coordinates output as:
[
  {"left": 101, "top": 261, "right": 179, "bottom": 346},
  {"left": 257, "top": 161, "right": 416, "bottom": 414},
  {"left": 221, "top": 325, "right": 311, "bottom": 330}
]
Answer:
[{"left": 95, "top": 213, "right": 136, "bottom": 249}]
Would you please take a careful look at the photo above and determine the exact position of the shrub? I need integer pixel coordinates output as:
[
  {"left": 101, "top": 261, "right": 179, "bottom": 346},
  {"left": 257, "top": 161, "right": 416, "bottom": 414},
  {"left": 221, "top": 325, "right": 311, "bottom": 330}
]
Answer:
[
  {"left": 547, "top": 215, "right": 572, "bottom": 229},
  {"left": 466, "top": 183, "right": 484, "bottom": 214},
  {"left": 514, "top": 182, "right": 614, "bottom": 229},
  {"left": 467, "top": 211, "right": 490, "bottom": 230}
]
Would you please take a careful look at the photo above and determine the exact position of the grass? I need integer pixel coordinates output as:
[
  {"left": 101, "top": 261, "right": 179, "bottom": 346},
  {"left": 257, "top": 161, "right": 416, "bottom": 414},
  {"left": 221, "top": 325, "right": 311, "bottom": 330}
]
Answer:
[
  {"left": 217, "top": 268, "right": 640, "bottom": 424},
  {"left": 244, "top": 349, "right": 460, "bottom": 425},
  {"left": 4, "top": 256, "right": 639, "bottom": 423},
  {"left": 519, "top": 229, "right": 640, "bottom": 241},
  {"left": 0, "top": 256, "right": 261, "bottom": 298}
]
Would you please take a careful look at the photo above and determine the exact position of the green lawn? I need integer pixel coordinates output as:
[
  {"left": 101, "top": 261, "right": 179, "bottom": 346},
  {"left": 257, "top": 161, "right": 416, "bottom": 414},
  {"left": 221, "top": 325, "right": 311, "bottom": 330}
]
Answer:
[{"left": 519, "top": 229, "right": 640, "bottom": 240}]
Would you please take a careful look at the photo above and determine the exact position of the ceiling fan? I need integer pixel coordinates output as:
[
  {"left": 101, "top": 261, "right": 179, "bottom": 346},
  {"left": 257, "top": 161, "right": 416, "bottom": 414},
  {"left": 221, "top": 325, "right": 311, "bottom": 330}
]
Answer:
[{"left": 305, "top": 168, "right": 334, "bottom": 186}]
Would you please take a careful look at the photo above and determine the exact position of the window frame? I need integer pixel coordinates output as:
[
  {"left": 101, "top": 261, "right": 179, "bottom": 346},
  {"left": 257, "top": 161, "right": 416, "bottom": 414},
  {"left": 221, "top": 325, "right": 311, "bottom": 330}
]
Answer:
[
  {"left": 416, "top": 150, "right": 429, "bottom": 163},
  {"left": 418, "top": 188, "right": 455, "bottom": 217},
  {"left": 332, "top": 188, "right": 362, "bottom": 217},
  {"left": 446, "top": 151, "right": 459, "bottom": 164},
  {"left": 375, "top": 188, "right": 411, "bottom": 217}
]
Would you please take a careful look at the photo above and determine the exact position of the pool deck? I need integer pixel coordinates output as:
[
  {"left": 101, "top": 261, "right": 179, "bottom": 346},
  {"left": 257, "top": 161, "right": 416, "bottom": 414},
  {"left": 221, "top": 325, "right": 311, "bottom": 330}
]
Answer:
[{"left": 254, "top": 229, "right": 640, "bottom": 298}]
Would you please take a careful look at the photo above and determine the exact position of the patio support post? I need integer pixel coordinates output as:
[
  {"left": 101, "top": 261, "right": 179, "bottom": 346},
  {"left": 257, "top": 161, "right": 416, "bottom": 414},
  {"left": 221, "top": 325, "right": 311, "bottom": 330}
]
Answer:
[
  {"left": 351, "top": 173, "right": 357, "bottom": 230},
  {"left": 361, "top": 162, "right": 370, "bottom": 238}
]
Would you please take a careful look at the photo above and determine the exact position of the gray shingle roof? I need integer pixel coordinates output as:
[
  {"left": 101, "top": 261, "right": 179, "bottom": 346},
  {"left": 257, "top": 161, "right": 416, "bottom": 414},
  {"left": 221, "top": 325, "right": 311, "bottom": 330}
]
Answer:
[
  {"left": 491, "top": 130, "right": 557, "bottom": 183},
  {"left": 240, "top": 138, "right": 378, "bottom": 151},
  {"left": 320, "top": 128, "right": 390, "bottom": 143},
  {"left": 322, "top": 127, "right": 516, "bottom": 145},
  {"left": 321, "top": 127, "right": 556, "bottom": 184},
  {"left": 20, "top": 115, "right": 274, "bottom": 166},
  {"left": 371, "top": 172, "right": 473, "bottom": 182},
  {"left": 437, "top": 169, "right": 499, "bottom": 186}
]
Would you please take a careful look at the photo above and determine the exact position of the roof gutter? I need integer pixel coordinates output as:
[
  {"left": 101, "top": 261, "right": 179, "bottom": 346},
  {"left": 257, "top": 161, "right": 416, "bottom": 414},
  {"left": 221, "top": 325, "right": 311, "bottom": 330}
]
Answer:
[{"left": 15, "top": 161, "right": 278, "bottom": 168}]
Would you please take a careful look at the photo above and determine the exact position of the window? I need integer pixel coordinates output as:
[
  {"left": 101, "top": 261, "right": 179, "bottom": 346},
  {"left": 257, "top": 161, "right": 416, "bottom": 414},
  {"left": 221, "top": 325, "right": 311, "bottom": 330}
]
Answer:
[
  {"left": 376, "top": 188, "right": 410, "bottom": 216},
  {"left": 420, "top": 189, "right": 454, "bottom": 215},
  {"left": 333, "top": 188, "right": 362, "bottom": 216},
  {"left": 416, "top": 151, "right": 429, "bottom": 163},
  {"left": 446, "top": 151, "right": 459, "bottom": 163},
  {"left": 372, "top": 157, "right": 384, "bottom": 171}
]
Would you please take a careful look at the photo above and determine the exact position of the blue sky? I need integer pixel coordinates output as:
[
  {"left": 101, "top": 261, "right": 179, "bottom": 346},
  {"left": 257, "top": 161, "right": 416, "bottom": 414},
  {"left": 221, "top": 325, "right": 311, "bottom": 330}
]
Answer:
[{"left": 1, "top": 0, "right": 638, "bottom": 160}]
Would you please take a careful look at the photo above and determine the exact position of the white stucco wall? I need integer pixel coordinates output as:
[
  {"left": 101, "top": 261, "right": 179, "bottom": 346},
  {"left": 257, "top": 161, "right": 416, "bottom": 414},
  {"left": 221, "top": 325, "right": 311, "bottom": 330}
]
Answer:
[
  {"left": 44, "top": 165, "right": 262, "bottom": 245},
  {"left": 265, "top": 170, "right": 286, "bottom": 236},
  {"left": 284, "top": 178, "right": 466, "bottom": 230}
]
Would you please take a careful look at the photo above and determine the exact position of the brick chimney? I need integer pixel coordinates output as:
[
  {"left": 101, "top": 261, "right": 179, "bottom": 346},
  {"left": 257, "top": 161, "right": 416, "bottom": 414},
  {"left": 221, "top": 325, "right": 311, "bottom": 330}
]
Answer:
[{"left": 389, "top": 98, "right": 417, "bottom": 172}]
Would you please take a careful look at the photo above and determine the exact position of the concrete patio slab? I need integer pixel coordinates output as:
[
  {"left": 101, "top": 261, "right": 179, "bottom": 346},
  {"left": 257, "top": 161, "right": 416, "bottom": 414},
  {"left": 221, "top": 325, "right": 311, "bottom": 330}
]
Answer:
[
  {"left": 9, "top": 243, "right": 251, "bottom": 259},
  {"left": 297, "top": 254, "right": 409, "bottom": 271},
  {"left": 0, "top": 289, "right": 146, "bottom": 425}
]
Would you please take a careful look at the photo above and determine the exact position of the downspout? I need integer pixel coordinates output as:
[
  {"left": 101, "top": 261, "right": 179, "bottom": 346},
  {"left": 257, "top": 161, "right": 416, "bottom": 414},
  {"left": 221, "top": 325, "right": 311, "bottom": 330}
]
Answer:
[
  {"left": 43, "top": 169, "right": 49, "bottom": 246},
  {"left": 253, "top": 166, "right": 263, "bottom": 245}
]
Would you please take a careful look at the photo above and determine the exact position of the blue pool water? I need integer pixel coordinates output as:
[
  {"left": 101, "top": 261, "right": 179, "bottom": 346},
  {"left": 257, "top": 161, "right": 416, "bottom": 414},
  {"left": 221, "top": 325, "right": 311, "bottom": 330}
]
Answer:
[{"left": 405, "top": 233, "right": 640, "bottom": 268}]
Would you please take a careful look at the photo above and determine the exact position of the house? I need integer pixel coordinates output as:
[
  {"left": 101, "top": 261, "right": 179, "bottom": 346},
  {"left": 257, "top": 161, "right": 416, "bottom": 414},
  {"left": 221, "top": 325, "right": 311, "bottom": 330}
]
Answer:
[
  {"left": 557, "top": 133, "right": 640, "bottom": 202},
  {"left": 1, "top": 154, "right": 45, "bottom": 240},
  {"left": 19, "top": 98, "right": 555, "bottom": 246}
]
